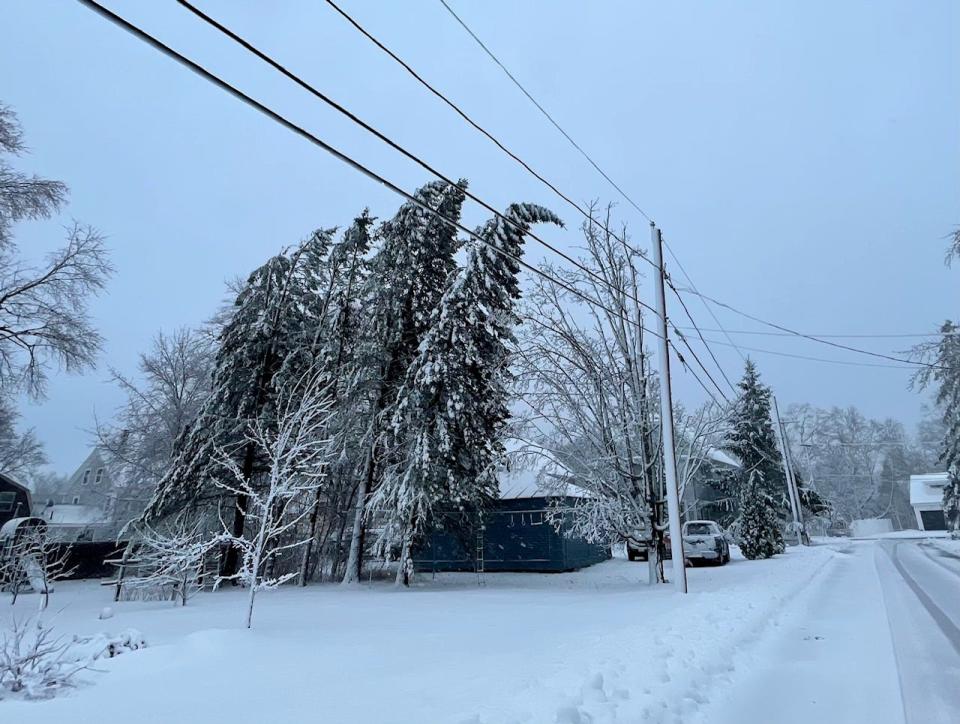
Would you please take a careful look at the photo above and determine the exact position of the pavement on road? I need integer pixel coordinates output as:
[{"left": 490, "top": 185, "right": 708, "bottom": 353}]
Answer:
[{"left": 698, "top": 538, "right": 960, "bottom": 724}]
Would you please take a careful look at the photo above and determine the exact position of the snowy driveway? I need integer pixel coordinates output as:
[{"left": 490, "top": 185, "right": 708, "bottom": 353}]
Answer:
[{"left": 699, "top": 537, "right": 960, "bottom": 724}]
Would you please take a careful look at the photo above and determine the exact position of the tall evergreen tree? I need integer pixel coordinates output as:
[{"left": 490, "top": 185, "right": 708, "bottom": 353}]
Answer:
[
  {"left": 725, "top": 360, "right": 786, "bottom": 558},
  {"left": 342, "top": 180, "right": 467, "bottom": 582},
  {"left": 374, "top": 204, "right": 561, "bottom": 583}
]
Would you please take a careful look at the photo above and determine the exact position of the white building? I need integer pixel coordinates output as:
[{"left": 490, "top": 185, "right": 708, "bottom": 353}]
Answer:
[{"left": 909, "top": 472, "right": 949, "bottom": 531}]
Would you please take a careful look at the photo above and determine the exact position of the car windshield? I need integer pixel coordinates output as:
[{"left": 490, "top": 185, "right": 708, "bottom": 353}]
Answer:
[{"left": 686, "top": 523, "right": 715, "bottom": 535}]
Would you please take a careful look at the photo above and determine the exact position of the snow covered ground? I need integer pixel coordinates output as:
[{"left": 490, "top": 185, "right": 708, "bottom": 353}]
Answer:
[
  {"left": 9, "top": 537, "right": 958, "bottom": 723},
  {"left": 1, "top": 545, "right": 845, "bottom": 723}
]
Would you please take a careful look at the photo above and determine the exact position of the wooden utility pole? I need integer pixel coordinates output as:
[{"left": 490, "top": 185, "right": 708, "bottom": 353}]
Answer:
[
  {"left": 772, "top": 395, "right": 806, "bottom": 545},
  {"left": 651, "top": 224, "right": 687, "bottom": 593}
]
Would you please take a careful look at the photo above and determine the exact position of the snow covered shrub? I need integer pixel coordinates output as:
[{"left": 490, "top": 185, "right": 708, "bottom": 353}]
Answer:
[
  {"left": 943, "top": 469, "right": 960, "bottom": 538},
  {"left": 72, "top": 629, "right": 147, "bottom": 661},
  {"left": 0, "top": 617, "right": 147, "bottom": 700},
  {"left": 0, "top": 617, "right": 89, "bottom": 699}
]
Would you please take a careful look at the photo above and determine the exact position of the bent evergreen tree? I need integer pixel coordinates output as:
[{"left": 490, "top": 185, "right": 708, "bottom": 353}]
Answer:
[
  {"left": 375, "top": 203, "right": 562, "bottom": 584},
  {"left": 144, "top": 243, "right": 317, "bottom": 576},
  {"left": 342, "top": 180, "right": 467, "bottom": 583}
]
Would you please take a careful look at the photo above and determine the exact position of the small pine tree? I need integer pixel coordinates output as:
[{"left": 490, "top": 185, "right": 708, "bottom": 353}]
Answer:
[
  {"left": 725, "top": 360, "right": 786, "bottom": 558},
  {"left": 737, "top": 470, "right": 783, "bottom": 560}
]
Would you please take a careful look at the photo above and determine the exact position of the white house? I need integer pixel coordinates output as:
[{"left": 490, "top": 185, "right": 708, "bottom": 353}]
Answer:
[{"left": 909, "top": 472, "right": 948, "bottom": 531}]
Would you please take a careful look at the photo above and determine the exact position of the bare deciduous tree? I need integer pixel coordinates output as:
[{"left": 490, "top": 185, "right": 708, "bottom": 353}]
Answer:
[
  {"left": 128, "top": 512, "right": 209, "bottom": 606},
  {"left": 96, "top": 328, "right": 214, "bottom": 505},
  {"left": 0, "top": 398, "right": 45, "bottom": 480},
  {"left": 211, "top": 370, "right": 334, "bottom": 628},
  {"left": 515, "top": 204, "right": 664, "bottom": 582},
  {"left": 0, "top": 103, "right": 112, "bottom": 399}
]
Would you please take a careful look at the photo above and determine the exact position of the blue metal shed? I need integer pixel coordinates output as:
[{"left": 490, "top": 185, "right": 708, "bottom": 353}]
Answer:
[{"left": 414, "top": 496, "right": 610, "bottom": 573}]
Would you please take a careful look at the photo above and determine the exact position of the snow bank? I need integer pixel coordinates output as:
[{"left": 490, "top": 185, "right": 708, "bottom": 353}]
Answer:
[
  {"left": 850, "top": 518, "right": 894, "bottom": 538},
  {"left": 1, "top": 545, "right": 837, "bottom": 724}
]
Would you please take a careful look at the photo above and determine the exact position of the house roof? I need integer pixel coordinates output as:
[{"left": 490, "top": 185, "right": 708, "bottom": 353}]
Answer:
[
  {"left": 910, "top": 472, "right": 949, "bottom": 507},
  {"left": 0, "top": 472, "right": 30, "bottom": 495}
]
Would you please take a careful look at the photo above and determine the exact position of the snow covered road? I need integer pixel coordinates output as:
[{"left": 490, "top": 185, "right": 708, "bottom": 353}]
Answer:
[{"left": 698, "top": 538, "right": 960, "bottom": 724}]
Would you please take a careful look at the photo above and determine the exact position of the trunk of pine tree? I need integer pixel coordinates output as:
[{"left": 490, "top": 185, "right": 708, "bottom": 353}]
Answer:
[
  {"left": 395, "top": 532, "right": 412, "bottom": 587},
  {"left": 221, "top": 443, "right": 254, "bottom": 580},
  {"left": 298, "top": 484, "right": 325, "bottom": 586},
  {"left": 342, "top": 450, "right": 373, "bottom": 584}
]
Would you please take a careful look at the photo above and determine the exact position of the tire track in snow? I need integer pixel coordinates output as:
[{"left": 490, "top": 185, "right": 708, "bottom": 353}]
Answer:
[{"left": 887, "top": 542, "right": 960, "bottom": 657}]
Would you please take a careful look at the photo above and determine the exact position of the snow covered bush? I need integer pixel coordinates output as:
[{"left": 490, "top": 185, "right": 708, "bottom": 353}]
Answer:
[
  {"left": 943, "top": 469, "right": 960, "bottom": 538},
  {"left": 0, "top": 617, "right": 89, "bottom": 699},
  {"left": 71, "top": 628, "right": 147, "bottom": 662},
  {"left": 127, "top": 512, "right": 209, "bottom": 606}
]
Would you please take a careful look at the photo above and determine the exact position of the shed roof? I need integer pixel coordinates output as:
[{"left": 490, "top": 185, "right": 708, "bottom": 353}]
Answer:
[{"left": 497, "top": 467, "right": 590, "bottom": 500}]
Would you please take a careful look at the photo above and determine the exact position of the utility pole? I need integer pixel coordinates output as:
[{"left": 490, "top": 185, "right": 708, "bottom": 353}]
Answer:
[
  {"left": 772, "top": 395, "right": 805, "bottom": 545},
  {"left": 651, "top": 224, "right": 687, "bottom": 593}
]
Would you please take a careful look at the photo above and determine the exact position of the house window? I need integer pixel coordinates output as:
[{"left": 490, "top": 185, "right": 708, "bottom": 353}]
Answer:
[
  {"left": 82, "top": 469, "right": 91, "bottom": 485},
  {"left": 0, "top": 491, "right": 15, "bottom": 512},
  {"left": 95, "top": 468, "right": 104, "bottom": 484},
  {"left": 72, "top": 496, "right": 80, "bottom": 505}
]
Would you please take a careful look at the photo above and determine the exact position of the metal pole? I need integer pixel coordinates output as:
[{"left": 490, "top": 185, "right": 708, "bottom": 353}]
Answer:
[{"left": 651, "top": 224, "right": 687, "bottom": 593}]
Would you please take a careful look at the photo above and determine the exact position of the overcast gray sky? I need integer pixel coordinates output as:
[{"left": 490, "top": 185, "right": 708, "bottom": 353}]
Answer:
[{"left": 2, "top": 0, "right": 957, "bottom": 474}]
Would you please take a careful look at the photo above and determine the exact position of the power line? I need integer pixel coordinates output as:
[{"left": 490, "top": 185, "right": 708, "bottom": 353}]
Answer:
[
  {"left": 173, "top": 0, "right": 666, "bottom": 323},
  {"left": 668, "top": 325, "right": 731, "bottom": 403},
  {"left": 672, "top": 284, "right": 943, "bottom": 370},
  {"left": 322, "top": 0, "right": 660, "bottom": 276},
  {"left": 667, "top": 287, "right": 737, "bottom": 394},
  {"left": 74, "top": 0, "right": 669, "bottom": 352},
  {"left": 432, "top": 1, "right": 947, "bottom": 376},
  {"left": 673, "top": 327, "right": 953, "bottom": 339},
  {"left": 436, "top": 0, "right": 653, "bottom": 225},
  {"left": 668, "top": 340, "right": 724, "bottom": 408},
  {"left": 663, "top": 239, "right": 748, "bottom": 365},
  {"left": 698, "top": 337, "right": 919, "bottom": 369}
]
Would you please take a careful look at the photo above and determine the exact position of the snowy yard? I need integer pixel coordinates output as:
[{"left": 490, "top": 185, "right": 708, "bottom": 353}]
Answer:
[{"left": 2, "top": 544, "right": 842, "bottom": 724}]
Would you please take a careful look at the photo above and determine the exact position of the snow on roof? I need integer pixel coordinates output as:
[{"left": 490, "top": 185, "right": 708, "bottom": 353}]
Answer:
[
  {"left": 707, "top": 448, "right": 741, "bottom": 469},
  {"left": 43, "top": 504, "right": 108, "bottom": 525},
  {"left": 910, "top": 472, "right": 949, "bottom": 507},
  {"left": 497, "top": 467, "right": 591, "bottom": 500}
]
